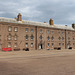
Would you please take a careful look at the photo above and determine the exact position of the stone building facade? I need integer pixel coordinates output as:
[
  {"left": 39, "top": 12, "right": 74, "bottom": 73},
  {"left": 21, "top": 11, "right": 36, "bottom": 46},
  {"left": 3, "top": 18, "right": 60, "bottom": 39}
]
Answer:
[{"left": 0, "top": 13, "right": 75, "bottom": 50}]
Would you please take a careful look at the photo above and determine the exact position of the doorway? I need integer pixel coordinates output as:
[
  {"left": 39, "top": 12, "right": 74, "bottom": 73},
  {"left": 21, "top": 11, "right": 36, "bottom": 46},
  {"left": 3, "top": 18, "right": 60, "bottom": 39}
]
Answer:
[{"left": 39, "top": 44, "right": 43, "bottom": 49}]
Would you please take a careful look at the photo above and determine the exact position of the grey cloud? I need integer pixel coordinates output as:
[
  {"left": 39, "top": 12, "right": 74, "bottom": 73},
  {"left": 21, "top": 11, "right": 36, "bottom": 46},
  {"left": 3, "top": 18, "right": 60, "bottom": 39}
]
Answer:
[{"left": 0, "top": 0, "right": 75, "bottom": 26}]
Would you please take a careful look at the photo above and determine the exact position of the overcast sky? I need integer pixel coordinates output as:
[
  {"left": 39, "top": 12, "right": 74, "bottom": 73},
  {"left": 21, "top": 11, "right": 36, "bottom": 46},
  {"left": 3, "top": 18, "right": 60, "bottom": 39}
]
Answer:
[{"left": 0, "top": 0, "right": 75, "bottom": 26}]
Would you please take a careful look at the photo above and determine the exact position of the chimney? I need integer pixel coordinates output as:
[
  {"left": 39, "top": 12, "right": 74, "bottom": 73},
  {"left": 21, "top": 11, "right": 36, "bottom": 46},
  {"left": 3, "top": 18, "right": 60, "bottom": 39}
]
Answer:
[
  {"left": 49, "top": 19, "right": 54, "bottom": 25},
  {"left": 17, "top": 13, "right": 22, "bottom": 21},
  {"left": 72, "top": 23, "right": 75, "bottom": 29}
]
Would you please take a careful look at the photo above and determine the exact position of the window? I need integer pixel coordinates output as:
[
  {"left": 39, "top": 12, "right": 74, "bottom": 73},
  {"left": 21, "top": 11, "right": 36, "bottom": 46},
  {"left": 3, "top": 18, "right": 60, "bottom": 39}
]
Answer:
[
  {"left": 58, "top": 37, "right": 61, "bottom": 41},
  {"left": 8, "top": 26, "right": 12, "bottom": 32},
  {"left": 62, "top": 37, "right": 64, "bottom": 41},
  {"left": 0, "top": 35, "right": 1, "bottom": 40},
  {"left": 51, "top": 31, "right": 54, "bottom": 34},
  {"left": 52, "top": 43, "right": 54, "bottom": 47},
  {"left": 14, "top": 43, "right": 17, "bottom": 47},
  {"left": 73, "top": 38, "right": 74, "bottom": 40},
  {"left": 68, "top": 37, "right": 70, "bottom": 40},
  {"left": 58, "top": 31, "right": 60, "bottom": 34},
  {"left": 25, "top": 43, "right": 28, "bottom": 47},
  {"left": 59, "top": 43, "right": 61, "bottom": 46},
  {"left": 31, "top": 43, "right": 33, "bottom": 47},
  {"left": 31, "top": 35, "right": 34, "bottom": 40},
  {"left": 7, "top": 34, "right": 12, "bottom": 40},
  {"left": 31, "top": 29, "right": 33, "bottom": 32},
  {"left": 40, "top": 29, "right": 42, "bottom": 33},
  {"left": 14, "top": 27, "right": 18, "bottom": 32},
  {"left": 25, "top": 28, "right": 28, "bottom": 32},
  {"left": 47, "top": 30, "right": 49, "bottom": 34},
  {"left": 14, "top": 35, "right": 17, "bottom": 41},
  {"left": 40, "top": 35, "right": 42, "bottom": 40},
  {"left": 48, "top": 43, "right": 49, "bottom": 47},
  {"left": 8, "top": 42, "right": 11, "bottom": 47},
  {"left": 51, "top": 36, "right": 54, "bottom": 41},
  {"left": 25, "top": 35, "right": 28, "bottom": 40},
  {"left": 47, "top": 36, "right": 50, "bottom": 41},
  {"left": 62, "top": 32, "right": 64, "bottom": 34},
  {"left": 62, "top": 43, "right": 64, "bottom": 46}
]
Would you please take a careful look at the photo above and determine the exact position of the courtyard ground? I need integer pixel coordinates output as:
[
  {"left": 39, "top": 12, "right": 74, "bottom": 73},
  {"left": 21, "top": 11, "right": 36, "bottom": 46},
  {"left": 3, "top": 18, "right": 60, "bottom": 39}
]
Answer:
[{"left": 0, "top": 49, "right": 75, "bottom": 75}]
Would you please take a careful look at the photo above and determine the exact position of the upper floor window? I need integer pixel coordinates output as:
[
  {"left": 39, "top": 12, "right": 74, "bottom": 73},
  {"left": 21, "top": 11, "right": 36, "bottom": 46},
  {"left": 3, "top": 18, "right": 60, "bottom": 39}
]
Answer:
[
  {"left": 51, "top": 31, "right": 54, "bottom": 34},
  {"left": 31, "top": 29, "right": 33, "bottom": 32},
  {"left": 51, "top": 36, "right": 54, "bottom": 41},
  {"left": 7, "top": 34, "right": 12, "bottom": 40},
  {"left": 25, "top": 35, "right": 28, "bottom": 40},
  {"left": 47, "top": 36, "right": 50, "bottom": 41},
  {"left": 47, "top": 30, "right": 50, "bottom": 34},
  {"left": 40, "top": 35, "right": 42, "bottom": 40},
  {"left": 58, "top": 37, "right": 61, "bottom": 41},
  {"left": 25, "top": 28, "right": 28, "bottom": 32},
  {"left": 0, "top": 35, "right": 1, "bottom": 40},
  {"left": 68, "top": 37, "right": 70, "bottom": 40},
  {"left": 62, "top": 37, "right": 64, "bottom": 41},
  {"left": 62, "top": 32, "right": 64, "bottom": 34},
  {"left": 14, "top": 27, "right": 18, "bottom": 32},
  {"left": 14, "top": 34, "right": 18, "bottom": 41},
  {"left": 40, "top": 29, "right": 42, "bottom": 33},
  {"left": 8, "top": 26, "right": 12, "bottom": 32},
  {"left": 62, "top": 43, "right": 64, "bottom": 46},
  {"left": 31, "top": 35, "right": 34, "bottom": 40},
  {"left": 58, "top": 31, "right": 60, "bottom": 34}
]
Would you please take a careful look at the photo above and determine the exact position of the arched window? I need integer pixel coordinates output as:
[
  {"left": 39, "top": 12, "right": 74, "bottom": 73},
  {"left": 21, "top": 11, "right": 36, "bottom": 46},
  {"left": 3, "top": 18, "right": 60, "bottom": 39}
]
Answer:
[{"left": 58, "top": 37, "right": 61, "bottom": 40}]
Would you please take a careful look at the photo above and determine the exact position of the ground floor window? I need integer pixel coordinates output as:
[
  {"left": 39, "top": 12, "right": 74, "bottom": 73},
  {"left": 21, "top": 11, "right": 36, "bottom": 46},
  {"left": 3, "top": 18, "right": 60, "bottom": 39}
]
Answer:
[
  {"left": 14, "top": 43, "right": 17, "bottom": 47},
  {"left": 31, "top": 43, "right": 33, "bottom": 47},
  {"left": 25, "top": 43, "right": 28, "bottom": 47},
  {"left": 8, "top": 42, "right": 11, "bottom": 47}
]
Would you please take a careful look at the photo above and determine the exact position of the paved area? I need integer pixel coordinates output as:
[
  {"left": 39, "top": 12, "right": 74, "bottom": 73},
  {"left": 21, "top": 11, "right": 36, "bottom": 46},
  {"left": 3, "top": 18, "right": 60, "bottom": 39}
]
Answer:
[{"left": 0, "top": 49, "right": 75, "bottom": 75}]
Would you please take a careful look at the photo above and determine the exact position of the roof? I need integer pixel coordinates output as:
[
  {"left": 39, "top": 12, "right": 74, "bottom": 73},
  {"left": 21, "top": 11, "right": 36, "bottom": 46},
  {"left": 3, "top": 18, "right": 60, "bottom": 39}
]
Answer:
[{"left": 0, "top": 17, "right": 74, "bottom": 31}]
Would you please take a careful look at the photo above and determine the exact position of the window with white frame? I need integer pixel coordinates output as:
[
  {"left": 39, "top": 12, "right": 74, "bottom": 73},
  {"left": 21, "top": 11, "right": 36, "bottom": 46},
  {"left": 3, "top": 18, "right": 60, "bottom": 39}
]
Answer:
[
  {"left": 25, "top": 43, "right": 28, "bottom": 47},
  {"left": 8, "top": 26, "right": 12, "bottom": 32},
  {"left": 8, "top": 42, "right": 11, "bottom": 47},
  {"left": 25, "top": 28, "right": 28, "bottom": 32},
  {"left": 14, "top": 27, "right": 18, "bottom": 32},
  {"left": 31, "top": 43, "right": 33, "bottom": 47}
]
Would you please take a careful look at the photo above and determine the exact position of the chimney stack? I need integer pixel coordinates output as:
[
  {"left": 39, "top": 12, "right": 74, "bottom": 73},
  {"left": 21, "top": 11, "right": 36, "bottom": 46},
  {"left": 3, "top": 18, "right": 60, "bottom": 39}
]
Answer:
[
  {"left": 17, "top": 13, "right": 22, "bottom": 21},
  {"left": 49, "top": 19, "right": 54, "bottom": 25},
  {"left": 72, "top": 23, "right": 75, "bottom": 29}
]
